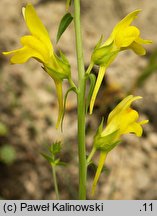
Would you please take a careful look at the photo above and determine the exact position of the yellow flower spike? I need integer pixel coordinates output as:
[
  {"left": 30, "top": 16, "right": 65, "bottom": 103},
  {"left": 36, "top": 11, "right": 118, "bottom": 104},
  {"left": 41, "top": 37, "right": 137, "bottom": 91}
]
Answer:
[
  {"left": 92, "top": 95, "right": 148, "bottom": 195},
  {"left": 2, "top": 3, "right": 71, "bottom": 128},
  {"left": 90, "top": 66, "right": 106, "bottom": 114}
]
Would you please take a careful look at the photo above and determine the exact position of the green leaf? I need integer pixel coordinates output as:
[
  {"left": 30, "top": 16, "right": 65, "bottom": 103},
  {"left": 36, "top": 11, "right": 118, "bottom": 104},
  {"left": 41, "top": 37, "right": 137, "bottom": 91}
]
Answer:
[
  {"left": 85, "top": 74, "right": 96, "bottom": 114},
  {"left": 41, "top": 141, "right": 66, "bottom": 167},
  {"left": 56, "top": 13, "right": 73, "bottom": 43},
  {"left": 41, "top": 152, "right": 54, "bottom": 164}
]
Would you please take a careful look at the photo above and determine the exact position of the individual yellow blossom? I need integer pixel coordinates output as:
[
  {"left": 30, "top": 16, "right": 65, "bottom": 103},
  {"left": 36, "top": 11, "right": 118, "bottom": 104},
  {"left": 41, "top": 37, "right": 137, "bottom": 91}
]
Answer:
[
  {"left": 91, "top": 95, "right": 148, "bottom": 195},
  {"left": 2, "top": 3, "right": 71, "bottom": 128},
  {"left": 103, "top": 10, "right": 152, "bottom": 55},
  {"left": 89, "top": 10, "right": 152, "bottom": 114}
]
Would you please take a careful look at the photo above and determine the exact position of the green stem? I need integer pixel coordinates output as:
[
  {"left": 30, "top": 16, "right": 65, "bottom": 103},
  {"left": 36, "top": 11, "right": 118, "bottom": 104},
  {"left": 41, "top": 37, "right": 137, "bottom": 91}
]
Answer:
[
  {"left": 86, "top": 62, "right": 94, "bottom": 75},
  {"left": 74, "top": 0, "right": 87, "bottom": 199},
  {"left": 87, "top": 147, "right": 96, "bottom": 166},
  {"left": 51, "top": 165, "right": 60, "bottom": 200}
]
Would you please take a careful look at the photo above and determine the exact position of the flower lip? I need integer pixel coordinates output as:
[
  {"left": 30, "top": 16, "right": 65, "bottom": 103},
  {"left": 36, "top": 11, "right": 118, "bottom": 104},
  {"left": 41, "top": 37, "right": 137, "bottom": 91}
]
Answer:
[
  {"left": 102, "top": 9, "right": 152, "bottom": 55},
  {"left": 2, "top": 3, "right": 54, "bottom": 65},
  {"left": 23, "top": 3, "right": 53, "bottom": 52},
  {"left": 107, "top": 95, "right": 142, "bottom": 124},
  {"left": 95, "top": 95, "right": 148, "bottom": 143}
]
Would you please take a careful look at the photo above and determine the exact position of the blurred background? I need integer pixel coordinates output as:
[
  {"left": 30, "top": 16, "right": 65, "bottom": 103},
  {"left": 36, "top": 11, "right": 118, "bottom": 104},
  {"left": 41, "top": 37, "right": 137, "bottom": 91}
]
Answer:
[{"left": 0, "top": 0, "right": 157, "bottom": 199}]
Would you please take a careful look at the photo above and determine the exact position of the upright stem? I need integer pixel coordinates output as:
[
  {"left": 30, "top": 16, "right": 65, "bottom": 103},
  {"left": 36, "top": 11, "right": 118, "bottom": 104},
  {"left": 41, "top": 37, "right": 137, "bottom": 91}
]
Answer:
[
  {"left": 51, "top": 165, "right": 60, "bottom": 200},
  {"left": 74, "top": 0, "right": 86, "bottom": 199}
]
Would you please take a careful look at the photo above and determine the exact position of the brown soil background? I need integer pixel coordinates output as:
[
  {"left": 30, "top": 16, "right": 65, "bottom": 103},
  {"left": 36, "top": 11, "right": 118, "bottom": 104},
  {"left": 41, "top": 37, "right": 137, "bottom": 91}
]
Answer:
[{"left": 0, "top": 0, "right": 157, "bottom": 199}]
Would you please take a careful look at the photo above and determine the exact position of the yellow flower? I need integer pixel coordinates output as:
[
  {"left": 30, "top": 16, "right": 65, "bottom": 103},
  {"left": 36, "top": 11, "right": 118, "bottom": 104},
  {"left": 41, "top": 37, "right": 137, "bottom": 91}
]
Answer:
[
  {"left": 100, "top": 95, "right": 148, "bottom": 142},
  {"left": 2, "top": 3, "right": 71, "bottom": 128},
  {"left": 103, "top": 9, "right": 152, "bottom": 55},
  {"left": 91, "top": 95, "right": 148, "bottom": 195},
  {"left": 89, "top": 10, "right": 152, "bottom": 114}
]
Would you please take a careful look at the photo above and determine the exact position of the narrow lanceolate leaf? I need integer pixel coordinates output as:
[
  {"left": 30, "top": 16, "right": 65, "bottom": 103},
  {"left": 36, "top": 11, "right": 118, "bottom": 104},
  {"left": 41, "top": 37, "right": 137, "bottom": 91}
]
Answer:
[
  {"left": 41, "top": 153, "right": 54, "bottom": 164},
  {"left": 56, "top": 13, "right": 73, "bottom": 43}
]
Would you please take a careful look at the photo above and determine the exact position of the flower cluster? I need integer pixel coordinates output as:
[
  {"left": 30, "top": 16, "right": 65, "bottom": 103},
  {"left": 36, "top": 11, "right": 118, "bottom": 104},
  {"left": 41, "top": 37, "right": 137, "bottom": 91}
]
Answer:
[
  {"left": 91, "top": 95, "right": 148, "bottom": 195},
  {"left": 3, "top": 4, "right": 71, "bottom": 128},
  {"left": 94, "top": 95, "right": 148, "bottom": 151},
  {"left": 89, "top": 10, "right": 152, "bottom": 114}
]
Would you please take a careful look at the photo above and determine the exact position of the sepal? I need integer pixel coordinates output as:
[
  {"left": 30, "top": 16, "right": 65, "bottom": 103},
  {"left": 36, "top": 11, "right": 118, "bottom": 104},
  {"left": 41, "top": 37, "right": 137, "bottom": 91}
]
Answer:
[
  {"left": 44, "top": 52, "right": 71, "bottom": 81},
  {"left": 91, "top": 41, "right": 118, "bottom": 67},
  {"left": 94, "top": 122, "right": 120, "bottom": 152}
]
